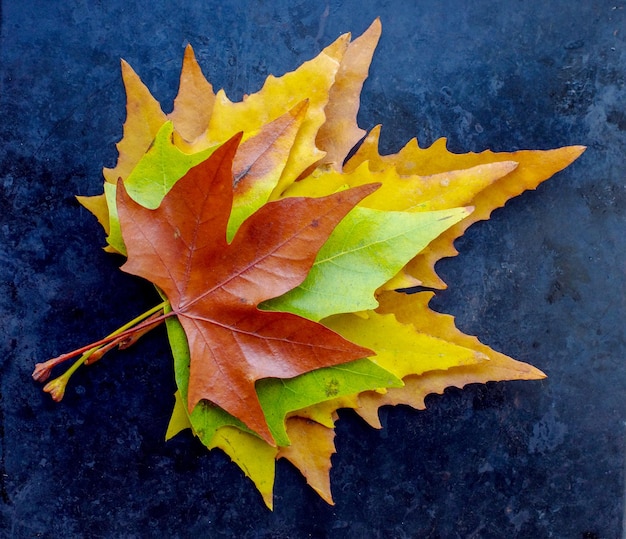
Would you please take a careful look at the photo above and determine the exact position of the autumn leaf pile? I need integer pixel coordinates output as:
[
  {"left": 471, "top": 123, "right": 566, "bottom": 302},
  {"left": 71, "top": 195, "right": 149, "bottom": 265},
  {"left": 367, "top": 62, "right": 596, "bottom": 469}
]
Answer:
[{"left": 35, "top": 20, "right": 585, "bottom": 508}]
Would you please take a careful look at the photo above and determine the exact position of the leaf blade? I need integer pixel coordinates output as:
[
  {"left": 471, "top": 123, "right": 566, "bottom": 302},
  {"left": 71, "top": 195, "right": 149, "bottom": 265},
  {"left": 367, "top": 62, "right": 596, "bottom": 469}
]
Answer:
[
  {"left": 263, "top": 206, "right": 470, "bottom": 320},
  {"left": 117, "top": 136, "right": 378, "bottom": 443},
  {"left": 257, "top": 358, "right": 402, "bottom": 446}
]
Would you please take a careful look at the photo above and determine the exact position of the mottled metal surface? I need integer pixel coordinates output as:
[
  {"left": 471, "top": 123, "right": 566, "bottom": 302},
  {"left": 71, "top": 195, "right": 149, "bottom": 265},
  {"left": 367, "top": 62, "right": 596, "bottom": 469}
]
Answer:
[{"left": 1, "top": 2, "right": 624, "bottom": 537}]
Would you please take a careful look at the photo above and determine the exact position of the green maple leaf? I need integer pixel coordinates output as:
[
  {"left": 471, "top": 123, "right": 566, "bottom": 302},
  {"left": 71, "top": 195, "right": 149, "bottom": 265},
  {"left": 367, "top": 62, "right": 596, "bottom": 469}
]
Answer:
[
  {"left": 257, "top": 360, "right": 401, "bottom": 446},
  {"left": 262, "top": 205, "right": 470, "bottom": 321}
]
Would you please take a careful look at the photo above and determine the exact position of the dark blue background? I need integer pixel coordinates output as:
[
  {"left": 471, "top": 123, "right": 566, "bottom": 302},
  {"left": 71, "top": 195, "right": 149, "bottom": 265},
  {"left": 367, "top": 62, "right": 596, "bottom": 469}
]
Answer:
[{"left": 1, "top": 1, "right": 624, "bottom": 537}]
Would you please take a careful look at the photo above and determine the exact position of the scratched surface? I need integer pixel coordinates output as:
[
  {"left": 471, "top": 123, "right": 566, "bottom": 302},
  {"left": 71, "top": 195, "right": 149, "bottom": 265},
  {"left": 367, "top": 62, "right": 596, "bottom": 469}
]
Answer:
[{"left": 1, "top": 1, "right": 625, "bottom": 537}]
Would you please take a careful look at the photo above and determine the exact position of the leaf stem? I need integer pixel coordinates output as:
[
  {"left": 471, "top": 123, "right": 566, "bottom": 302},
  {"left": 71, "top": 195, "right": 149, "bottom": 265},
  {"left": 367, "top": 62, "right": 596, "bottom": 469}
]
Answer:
[{"left": 33, "top": 300, "right": 171, "bottom": 387}]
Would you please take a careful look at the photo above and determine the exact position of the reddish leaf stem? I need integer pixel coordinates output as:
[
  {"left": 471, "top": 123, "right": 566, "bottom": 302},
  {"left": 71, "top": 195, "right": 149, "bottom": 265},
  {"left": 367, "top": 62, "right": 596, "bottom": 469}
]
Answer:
[
  {"left": 84, "top": 310, "right": 165, "bottom": 365},
  {"left": 33, "top": 300, "right": 171, "bottom": 391}
]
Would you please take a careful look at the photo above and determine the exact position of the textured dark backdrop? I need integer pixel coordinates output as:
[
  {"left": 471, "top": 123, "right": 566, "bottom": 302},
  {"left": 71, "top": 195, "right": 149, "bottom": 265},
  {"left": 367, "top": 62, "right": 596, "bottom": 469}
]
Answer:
[{"left": 1, "top": 1, "right": 625, "bottom": 538}]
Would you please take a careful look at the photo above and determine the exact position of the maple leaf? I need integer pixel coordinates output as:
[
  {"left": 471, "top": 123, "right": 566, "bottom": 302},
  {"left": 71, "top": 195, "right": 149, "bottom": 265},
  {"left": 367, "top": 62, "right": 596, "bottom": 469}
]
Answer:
[
  {"left": 202, "top": 35, "right": 349, "bottom": 196},
  {"left": 263, "top": 205, "right": 470, "bottom": 321},
  {"left": 345, "top": 126, "right": 586, "bottom": 288},
  {"left": 115, "top": 135, "right": 379, "bottom": 443}
]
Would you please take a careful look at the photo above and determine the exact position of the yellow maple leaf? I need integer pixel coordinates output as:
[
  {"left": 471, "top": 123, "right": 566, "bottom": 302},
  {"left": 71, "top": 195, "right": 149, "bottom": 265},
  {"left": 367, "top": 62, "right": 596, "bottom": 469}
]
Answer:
[
  {"left": 346, "top": 126, "right": 586, "bottom": 288},
  {"left": 350, "top": 289, "right": 547, "bottom": 427},
  {"left": 202, "top": 34, "right": 350, "bottom": 196},
  {"left": 322, "top": 310, "right": 488, "bottom": 379}
]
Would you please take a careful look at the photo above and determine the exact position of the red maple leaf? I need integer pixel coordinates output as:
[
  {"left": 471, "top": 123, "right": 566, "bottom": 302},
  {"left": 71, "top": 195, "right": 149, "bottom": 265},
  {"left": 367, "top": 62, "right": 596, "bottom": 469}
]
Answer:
[{"left": 116, "top": 135, "right": 378, "bottom": 443}]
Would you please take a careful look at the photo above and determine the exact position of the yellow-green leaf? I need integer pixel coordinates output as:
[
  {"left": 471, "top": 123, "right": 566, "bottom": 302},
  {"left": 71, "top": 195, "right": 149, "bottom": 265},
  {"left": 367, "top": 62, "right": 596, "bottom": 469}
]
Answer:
[
  {"left": 165, "top": 390, "right": 193, "bottom": 440},
  {"left": 257, "top": 358, "right": 402, "bottom": 447},
  {"left": 262, "top": 206, "right": 470, "bottom": 321},
  {"left": 124, "top": 121, "right": 217, "bottom": 209}
]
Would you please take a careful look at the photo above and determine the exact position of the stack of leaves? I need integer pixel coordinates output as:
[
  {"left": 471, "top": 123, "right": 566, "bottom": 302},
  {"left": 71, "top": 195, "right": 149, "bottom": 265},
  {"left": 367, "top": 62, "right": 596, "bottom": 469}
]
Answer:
[{"left": 33, "top": 20, "right": 585, "bottom": 508}]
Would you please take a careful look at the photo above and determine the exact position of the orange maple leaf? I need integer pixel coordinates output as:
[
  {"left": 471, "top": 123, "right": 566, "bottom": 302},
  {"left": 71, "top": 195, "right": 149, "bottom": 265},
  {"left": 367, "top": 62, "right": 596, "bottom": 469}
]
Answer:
[{"left": 115, "top": 135, "right": 378, "bottom": 443}]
